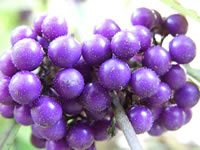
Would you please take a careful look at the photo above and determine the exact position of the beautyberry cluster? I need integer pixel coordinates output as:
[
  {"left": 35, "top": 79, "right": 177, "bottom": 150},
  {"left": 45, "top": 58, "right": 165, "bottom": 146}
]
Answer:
[{"left": 0, "top": 7, "right": 199, "bottom": 150}]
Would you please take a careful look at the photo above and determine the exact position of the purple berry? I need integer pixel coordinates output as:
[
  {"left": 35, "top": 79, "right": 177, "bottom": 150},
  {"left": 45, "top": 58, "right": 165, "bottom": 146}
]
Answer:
[
  {"left": 11, "top": 25, "right": 37, "bottom": 46},
  {"left": 99, "top": 58, "right": 131, "bottom": 90},
  {"left": 169, "top": 35, "right": 196, "bottom": 64},
  {"left": 131, "top": 68, "right": 160, "bottom": 97},
  {"left": 143, "top": 46, "right": 172, "bottom": 75},
  {"left": 91, "top": 119, "right": 111, "bottom": 141},
  {"left": 41, "top": 15, "right": 68, "bottom": 41},
  {"left": 32, "top": 124, "right": 43, "bottom": 139},
  {"left": 14, "top": 104, "right": 33, "bottom": 126},
  {"left": 0, "top": 76, "right": 14, "bottom": 105},
  {"left": 37, "top": 119, "right": 67, "bottom": 141},
  {"left": 80, "top": 82, "right": 111, "bottom": 112},
  {"left": 161, "top": 105, "right": 184, "bottom": 130},
  {"left": 11, "top": 38, "right": 44, "bottom": 71},
  {"left": 128, "top": 106, "right": 153, "bottom": 134},
  {"left": 94, "top": 19, "right": 121, "bottom": 40},
  {"left": 147, "top": 105, "right": 162, "bottom": 120},
  {"left": 66, "top": 123, "right": 94, "bottom": 150},
  {"left": 165, "top": 14, "right": 188, "bottom": 36},
  {"left": 54, "top": 69, "right": 84, "bottom": 99},
  {"left": 174, "top": 82, "right": 200, "bottom": 108},
  {"left": 31, "top": 96, "right": 63, "bottom": 127},
  {"left": 162, "top": 64, "right": 186, "bottom": 90},
  {"left": 48, "top": 36, "right": 81, "bottom": 68},
  {"left": 111, "top": 31, "right": 141, "bottom": 59},
  {"left": 0, "top": 104, "right": 14, "bottom": 118},
  {"left": 9, "top": 71, "right": 42, "bottom": 104},
  {"left": 82, "top": 34, "right": 112, "bottom": 65},
  {"left": 33, "top": 13, "right": 47, "bottom": 36},
  {"left": 31, "top": 134, "right": 46, "bottom": 149},
  {"left": 46, "top": 139, "right": 72, "bottom": 150},
  {"left": 183, "top": 109, "right": 192, "bottom": 124},
  {"left": 148, "top": 82, "right": 171, "bottom": 106},
  {"left": 87, "top": 108, "right": 109, "bottom": 121},
  {"left": 62, "top": 98, "right": 83, "bottom": 115},
  {"left": 129, "top": 25, "right": 151, "bottom": 52},
  {"left": 152, "top": 10, "right": 163, "bottom": 25},
  {"left": 36, "top": 36, "right": 49, "bottom": 50},
  {"left": 148, "top": 120, "right": 165, "bottom": 136},
  {"left": 0, "top": 50, "right": 18, "bottom": 77},
  {"left": 131, "top": 7, "right": 155, "bottom": 28}
]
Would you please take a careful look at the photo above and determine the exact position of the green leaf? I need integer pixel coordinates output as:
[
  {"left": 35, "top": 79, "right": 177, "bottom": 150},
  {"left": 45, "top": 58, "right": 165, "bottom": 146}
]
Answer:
[
  {"left": 160, "top": 0, "right": 200, "bottom": 22},
  {"left": 0, "top": 120, "right": 21, "bottom": 150},
  {"left": 184, "top": 65, "right": 200, "bottom": 83}
]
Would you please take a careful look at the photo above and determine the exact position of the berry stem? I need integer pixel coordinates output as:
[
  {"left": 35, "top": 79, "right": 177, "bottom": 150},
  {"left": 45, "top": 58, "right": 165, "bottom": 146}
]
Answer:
[{"left": 112, "top": 91, "right": 143, "bottom": 150}]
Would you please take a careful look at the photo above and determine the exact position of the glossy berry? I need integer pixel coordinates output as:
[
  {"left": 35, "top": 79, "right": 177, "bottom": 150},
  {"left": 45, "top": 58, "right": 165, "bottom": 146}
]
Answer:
[
  {"left": 0, "top": 50, "right": 18, "bottom": 77},
  {"left": 62, "top": 98, "right": 83, "bottom": 115},
  {"left": 46, "top": 139, "right": 72, "bottom": 150},
  {"left": 163, "top": 65, "right": 186, "bottom": 90},
  {"left": 0, "top": 76, "right": 14, "bottom": 105},
  {"left": 9, "top": 71, "right": 42, "bottom": 104},
  {"left": 148, "top": 82, "right": 171, "bottom": 106},
  {"left": 54, "top": 69, "right": 84, "bottom": 99},
  {"left": 152, "top": 9, "right": 163, "bottom": 25},
  {"left": 111, "top": 31, "right": 141, "bottom": 59},
  {"left": 32, "top": 124, "right": 43, "bottom": 139},
  {"left": 48, "top": 36, "right": 81, "bottom": 68},
  {"left": 148, "top": 120, "right": 165, "bottom": 136},
  {"left": 14, "top": 104, "right": 33, "bottom": 126},
  {"left": 33, "top": 13, "right": 47, "bottom": 36},
  {"left": 41, "top": 15, "right": 68, "bottom": 41},
  {"left": 165, "top": 14, "right": 188, "bottom": 36},
  {"left": 143, "top": 46, "right": 171, "bottom": 75},
  {"left": 11, "top": 25, "right": 37, "bottom": 46},
  {"left": 129, "top": 25, "right": 151, "bottom": 52},
  {"left": 99, "top": 58, "right": 131, "bottom": 90},
  {"left": 36, "top": 36, "right": 49, "bottom": 50},
  {"left": 87, "top": 108, "right": 109, "bottom": 121},
  {"left": 131, "top": 7, "right": 155, "bottom": 28},
  {"left": 128, "top": 106, "right": 153, "bottom": 134},
  {"left": 66, "top": 123, "right": 94, "bottom": 150},
  {"left": 94, "top": 19, "right": 121, "bottom": 40},
  {"left": 169, "top": 35, "right": 196, "bottom": 64},
  {"left": 82, "top": 34, "right": 112, "bottom": 66},
  {"left": 91, "top": 119, "right": 111, "bottom": 141},
  {"left": 0, "top": 104, "right": 14, "bottom": 118},
  {"left": 81, "top": 82, "right": 111, "bottom": 112},
  {"left": 31, "top": 134, "right": 46, "bottom": 149},
  {"left": 174, "top": 82, "right": 200, "bottom": 108},
  {"left": 37, "top": 119, "right": 67, "bottom": 141},
  {"left": 147, "top": 105, "right": 162, "bottom": 120},
  {"left": 161, "top": 105, "right": 184, "bottom": 130},
  {"left": 31, "top": 96, "right": 63, "bottom": 127},
  {"left": 131, "top": 68, "right": 160, "bottom": 97},
  {"left": 183, "top": 109, "right": 192, "bottom": 124},
  {"left": 11, "top": 38, "right": 44, "bottom": 71}
]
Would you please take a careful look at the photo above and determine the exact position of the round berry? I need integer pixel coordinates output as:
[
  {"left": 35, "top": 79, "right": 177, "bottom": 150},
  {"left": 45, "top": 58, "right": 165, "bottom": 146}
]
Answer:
[
  {"left": 161, "top": 105, "right": 184, "bottom": 130},
  {"left": 11, "top": 38, "right": 44, "bottom": 71},
  {"left": 33, "top": 13, "right": 47, "bottom": 36},
  {"left": 87, "top": 108, "right": 109, "bottom": 121},
  {"left": 143, "top": 46, "right": 171, "bottom": 75},
  {"left": 165, "top": 14, "right": 188, "bottom": 36},
  {"left": 41, "top": 15, "right": 68, "bottom": 41},
  {"left": 80, "top": 82, "right": 111, "bottom": 112},
  {"left": 147, "top": 105, "right": 162, "bottom": 120},
  {"left": 152, "top": 9, "right": 163, "bottom": 25},
  {"left": 14, "top": 104, "right": 33, "bottom": 126},
  {"left": 82, "top": 34, "right": 112, "bottom": 65},
  {"left": 127, "top": 106, "right": 153, "bottom": 134},
  {"left": 36, "top": 36, "right": 49, "bottom": 50},
  {"left": 183, "top": 109, "right": 192, "bottom": 124},
  {"left": 163, "top": 64, "right": 186, "bottom": 90},
  {"left": 66, "top": 123, "right": 94, "bottom": 150},
  {"left": 169, "top": 35, "right": 196, "bottom": 64},
  {"left": 32, "top": 124, "right": 43, "bottom": 139},
  {"left": 62, "top": 98, "right": 83, "bottom": 115},
  {"left": 0, "top": 104, "right": 14, "bottom": 118},
  {"left": 31, "top": 96, "right": 63, "bottom": 127},
  {"left": 54, "top": 69, "right": 84, "bottom": 99},
  {"left": 94, "top": 19, "right": 121, "bottom": 40},
  {"left": 11, "top": 25, "right": 36, "bottom": 46},
  {"left": 99, "top": 58, "right": 131, "bottom": 90},
  {"left": 9, "top": 71, "right": 42, "bottom": 104},
  {"left": 31, "top": 134, "right": 46, "bottom": 149},
  {"left": 131, "top": 68, "right": 160, "bottom": 97},
  {"left": 111, "top": 31, "right": 141, "bottom": 59},
  {"left": 148, "top": 120, "right": 165, "bottom": 136},
  {"left": 0, "top": 50, "right": 18, "bottom": 77},
  {"left": 46, "top": 139, "right": 72, "bottom": 150},
  {"left": 48, "top": 36, "right": 81, "bottom": 68},
  {"left": 131, "top": 7, "right": 155, "bottom": 28},
  {"left": 174, "top": 82, "right": 200, "bottom": 108}
]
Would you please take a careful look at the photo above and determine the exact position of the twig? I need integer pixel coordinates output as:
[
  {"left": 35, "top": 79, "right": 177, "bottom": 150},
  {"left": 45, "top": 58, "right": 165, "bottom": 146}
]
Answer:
[{"left": 112, "top": 91, "right": 143, "bottom": 150}]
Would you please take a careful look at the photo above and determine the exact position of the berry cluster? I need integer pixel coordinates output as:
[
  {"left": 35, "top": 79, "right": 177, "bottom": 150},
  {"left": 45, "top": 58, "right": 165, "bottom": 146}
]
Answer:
[{"left": 0, "top": 7, "right": 199, "bottom": 150}]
